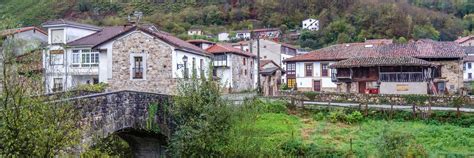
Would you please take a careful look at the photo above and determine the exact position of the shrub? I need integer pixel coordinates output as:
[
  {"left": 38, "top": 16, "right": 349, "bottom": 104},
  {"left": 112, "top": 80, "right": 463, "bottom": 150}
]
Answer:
[
  {"left": 280, "top": 83, "right": 289, "bottom": 90},
  {"left": 303, "top": 91, "right": 319, "bottom": 100},
  {"left": 312, "top": 112, "right": 325, "bottom": 121},
  {"left": 328, "top": 110, "right": 346, "bottom": 123},
  {"left": 376, "top": 129, "right": 427, "bottom": 157},
  {"left": 264, "top": 100, "right": 288, "bottom": 113},
  {"left": 345, "top": 111, "right": 363, "bottom": 124},
  {"left": 306, "top": 143, "right": 346, "bottom": 157},
  {"left": 75, "top": 83, "right": 108, "bottom": 92},
  {"left": 280, "top": 139, "right": 306, "bottom": 156}
]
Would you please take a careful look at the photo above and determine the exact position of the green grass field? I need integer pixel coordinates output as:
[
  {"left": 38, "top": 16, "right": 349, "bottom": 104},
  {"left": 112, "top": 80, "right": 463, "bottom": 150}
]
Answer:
[{"left": 228, "top": 104, "right": 474, "bottom": 156}]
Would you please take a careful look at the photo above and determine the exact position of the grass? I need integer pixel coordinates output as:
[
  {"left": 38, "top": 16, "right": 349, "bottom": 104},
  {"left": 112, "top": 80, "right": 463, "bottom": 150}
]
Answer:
[
  {"left": 311, "top": 117, "right": 474, "bottom": 156},
  {"left": 228, "top": 100, "right": 474, "bottom": 156}
]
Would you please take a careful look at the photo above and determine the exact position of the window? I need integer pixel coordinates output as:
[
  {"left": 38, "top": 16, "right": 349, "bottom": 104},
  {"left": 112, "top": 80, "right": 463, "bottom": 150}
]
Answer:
[
  {"left": 305, "top": 63, "right": 313, "bottom": 77},
  {"left": 287, "top": 78, "right": 296, "bottom": 88},
  {"left": 286, "top": 62, "right": 296, "bottom": 76},
  {"left": 192, "top": 57, "right": 196, "bottom": 73},
  {"left": 469, "top": 73, "right": 472, "bottom": 79},
  {"left": 245, "top": 69, "right": 247, "bottom": 76},
  {"left": 200, "top": 59, "right": 204, "bottom": 75},
  {"left": 132, "top": 56, "right": 143, "bottom": 79},
  {"left": 321, "top": 63, "right": 329, "bottom": 77},
  {"left": 72, "top": 49, "right": 99, "bottom": 67},
  {"left": 51, "top": 29, "right": 64, "bottom": 44},
  {"left": 50, "top": 50, "right": 64, "bottom": 65},
  {"left": 53, "top": 78, "right": 63, "bottom": 92},
  {"left": 243, "top": 58, "right": 246, "bottom": 65},
  {"left": 469, "top": 63, "right": 472, "bottom": 69}
]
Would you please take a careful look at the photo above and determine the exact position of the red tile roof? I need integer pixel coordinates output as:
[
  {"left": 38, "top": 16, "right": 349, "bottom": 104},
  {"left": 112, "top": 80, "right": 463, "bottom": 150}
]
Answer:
[
  {"left": 0, "top": 26, "right": 47, "bottom": 36},
  {"left": 259, "top": 60, "right": 275, "bottom": 68},
  {"left": 284, "top": 39, "right": 464, "bottom": 62},
  {"left": 455, "top": 35, "right": 474, "bottom": 44},
  {"left": 206, "top": 44, "right": 255, "bottom": 57},
  {"left": 330, "top": 56, "right": 436, "bottom": 68}
]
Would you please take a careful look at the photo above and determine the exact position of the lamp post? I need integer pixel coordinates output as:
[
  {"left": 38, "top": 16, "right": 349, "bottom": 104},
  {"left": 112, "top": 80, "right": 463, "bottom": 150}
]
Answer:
[{"left": 183, "top": 55, "right": 188, "bottom": 79}]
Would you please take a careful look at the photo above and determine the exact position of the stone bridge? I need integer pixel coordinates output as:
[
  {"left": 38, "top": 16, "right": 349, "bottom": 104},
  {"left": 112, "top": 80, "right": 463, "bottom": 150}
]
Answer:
[{"left": 58, "top": 90, "right": 174, "bottom": 157}]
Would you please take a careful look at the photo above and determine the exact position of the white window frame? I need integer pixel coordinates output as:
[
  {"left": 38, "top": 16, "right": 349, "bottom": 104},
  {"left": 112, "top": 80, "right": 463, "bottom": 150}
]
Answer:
[
  {"left": 50, "top": 51, "right": 64, "bottom": 65},
  {"left": 53, "top": 78, "right": 63, "bottom": 92},
  {"left": 130, "top": 53, "right": 147, "bottom": 80},
  {"left": 51, "top": 29, "right": 64, "bottom": 44},
  {"left": 71, "top": 49, "right": 99, "bottom": 67}
]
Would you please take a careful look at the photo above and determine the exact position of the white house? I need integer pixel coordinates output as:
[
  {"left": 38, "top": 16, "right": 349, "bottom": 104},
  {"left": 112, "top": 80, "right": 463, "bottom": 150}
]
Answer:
[
  {"left": 42, "top": 19, "right": 102, "bottom": 93},
  {"left": 42, "top": 19, "right": 211, "bottom": 94},
  {"left": 187, "top": 39, "right": 215, "bottom": 50},
  {"left": 218, "top": 32, "right": 230, "bottom": 41},
  {"left": 187, "top": 29, "right": 203, "bottom": 36},
  {"left": 464, "top": 55, "right": 474, "bottom": 83},
  {"left": 302, "top": 18, "right": 319, "bottom": 31},
  {"left": 0, "top": 26, "right": 48, "bottom": 55},
  {"left": 206, "top": 44, "right": 257, "bottom": 92}
]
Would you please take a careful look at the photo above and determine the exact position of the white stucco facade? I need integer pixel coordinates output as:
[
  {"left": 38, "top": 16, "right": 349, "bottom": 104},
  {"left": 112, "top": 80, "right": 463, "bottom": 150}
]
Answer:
[
  {"left": 302, "top": 18, "right": 320, "bottom": 31},
  {"left": 294, "top": 61, "right": 337, "bottom": 91},
  {"left": 464, "top": 60, "right": 474, "bottom": 82}
]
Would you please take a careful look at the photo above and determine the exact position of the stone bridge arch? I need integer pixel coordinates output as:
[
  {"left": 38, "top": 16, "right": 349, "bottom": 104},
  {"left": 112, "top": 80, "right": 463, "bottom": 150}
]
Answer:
[{"left": 66, "top": 90, "right": 174, "bottom": 157}]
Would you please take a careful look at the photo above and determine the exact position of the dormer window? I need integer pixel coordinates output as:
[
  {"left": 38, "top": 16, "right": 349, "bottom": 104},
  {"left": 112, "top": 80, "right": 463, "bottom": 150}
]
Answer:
[{"left": 51, "top": 29, "right": 64, "bottom": 44}]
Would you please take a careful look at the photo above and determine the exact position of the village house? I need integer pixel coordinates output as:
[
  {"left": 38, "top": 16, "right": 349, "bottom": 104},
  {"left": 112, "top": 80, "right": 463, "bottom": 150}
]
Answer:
[
  {"left": 252, "top": 28, "right": 281, "bottom": 41},
  {"left": 187, "top": 39, "right": 215, "bottom": 50},
  {"left": 455, "top": 35, "right": 474, "bottom": 46},
  {"left": 0, "top": 26, "right": 48, "bottom": 56},
  {"left": 206, "top": 44, "right": 257, "bottom": 92},
  {"left": 260, "top": 60, "right": 284, "bottom": 96},
  {"left": 302, "top": 18, "right": 320, "bottom": 31},
  {"left": 231, "top": 41, "right": 250, "bottom": 52},
  {"left": 284, "top": 39, "right": 465, "bottom": 95},
  {"left": 217, "top": 32, "right": 230, "bottom": 41},
  {"left": 187, "top": 29, "right": 203, "bottom": 36},
  {"left": 42, "top": 19, "right": 211, "bottom": 94}
]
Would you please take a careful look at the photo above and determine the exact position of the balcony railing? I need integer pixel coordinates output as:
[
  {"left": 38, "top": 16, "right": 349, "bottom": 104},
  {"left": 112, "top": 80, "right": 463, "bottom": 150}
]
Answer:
[
  {"left": 379, "top": 72, "right": 425, "bottom": 82},
  {"left": 133, "top": 68, "right": 143, "bottom": 79}
]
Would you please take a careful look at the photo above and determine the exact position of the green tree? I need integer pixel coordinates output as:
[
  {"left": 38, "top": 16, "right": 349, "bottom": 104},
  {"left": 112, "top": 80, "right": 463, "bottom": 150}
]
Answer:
[
  {"left": 168, "top": 67, "right": 232, "bottom": 156},
  {"left": 412, "top": 24, "right": 440, "bottom": 40},
  {"left": 0, "top": 19, "right": 80, "bottom": 157}
]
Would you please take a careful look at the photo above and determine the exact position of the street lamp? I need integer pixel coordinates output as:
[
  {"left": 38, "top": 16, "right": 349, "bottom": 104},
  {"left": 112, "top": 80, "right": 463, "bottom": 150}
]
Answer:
[{"left": 183, "top": 55, "right": 188, "bottom": 79}]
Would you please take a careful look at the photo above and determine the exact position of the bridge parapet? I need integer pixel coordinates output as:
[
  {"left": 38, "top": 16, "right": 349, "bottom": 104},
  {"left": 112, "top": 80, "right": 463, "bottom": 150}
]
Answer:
[{"left": 61, "top": 90, "right": 174, "bottom": 152}]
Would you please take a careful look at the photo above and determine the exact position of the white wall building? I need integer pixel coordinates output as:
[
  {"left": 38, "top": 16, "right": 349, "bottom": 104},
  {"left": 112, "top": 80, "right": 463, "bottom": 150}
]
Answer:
[
  {"left": 218, "top": 32, "right": 230, "bottom": 41},
  {"left": 302, "top": 18, "right": 320, "bottom": 31},
  {"left": 187, "top": 29, "right": 203, "bottom": 36},
  {"left": 464, "top": 55, "right": 474, "bottom": 82},
  {"left": 42, "top": 20, "right": 211, "bottom": 94},
  {"left": 1, "top": 26, "right": 48, "bottom": 55}
]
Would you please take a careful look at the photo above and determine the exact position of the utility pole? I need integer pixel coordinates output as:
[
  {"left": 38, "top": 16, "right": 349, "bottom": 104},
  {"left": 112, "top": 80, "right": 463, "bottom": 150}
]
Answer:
[{"left": 256, "top": 34, "right": 261, "bottom": 94}]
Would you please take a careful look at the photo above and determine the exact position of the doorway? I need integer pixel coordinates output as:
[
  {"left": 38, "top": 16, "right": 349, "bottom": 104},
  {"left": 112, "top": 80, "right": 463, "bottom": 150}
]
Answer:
[
  {"left": 358, "top": 82, "right": 366, "bottom": 94},
  {"left": 313, "top": 80, "right": 321, "bottom": 92}
]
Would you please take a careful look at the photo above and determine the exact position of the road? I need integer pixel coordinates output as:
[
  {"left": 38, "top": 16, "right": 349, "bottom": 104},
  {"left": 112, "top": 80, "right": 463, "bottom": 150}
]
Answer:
[{"left": 303, "top": 101, "right": 474, "bottom": 112}]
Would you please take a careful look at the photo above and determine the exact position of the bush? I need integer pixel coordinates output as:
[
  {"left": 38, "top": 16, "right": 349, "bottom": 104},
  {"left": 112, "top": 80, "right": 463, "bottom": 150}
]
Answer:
[
  {"left": 75, "top": 83, "right": 108, "bottom": 92},
  {"left": 303, "top": 91, "right": 319, "bottom": 100},
  {"left": 345, "top": 111, "right": 363, "bottom": 124},
  {"left": 306, "top": 143, "right": 346, "bottom": 157},
  {"left": 312, "top": 112, "right": 325, "bottom": 121},
  {"left": 376, "top": 129, "right": 427, "bottom": 157},
  {"left": 328, "top": 110, "right": 346, "bottom": 123},
  {"left": 280, "top": 139, "right": 306, "bottom": 156},
  {"left": 280, "top": 83, "right": 289, "bottom": 90}
]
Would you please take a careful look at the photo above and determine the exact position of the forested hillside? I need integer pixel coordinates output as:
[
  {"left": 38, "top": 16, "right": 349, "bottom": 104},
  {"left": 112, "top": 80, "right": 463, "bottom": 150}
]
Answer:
[{"left": 0, "top": 0, "right": 473, "bottom": 49}]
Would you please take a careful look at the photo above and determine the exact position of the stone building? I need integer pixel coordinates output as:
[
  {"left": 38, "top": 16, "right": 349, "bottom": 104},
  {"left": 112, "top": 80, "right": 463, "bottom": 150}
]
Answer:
[
  {"left": 206, "top": 44, "right": 257, "bottom": 93},
  {"left": 42, "top": 19, "right": 211, "bottom": 94},
  {"left": 284, "top": 39, "right": 465, "bottom": 95},
  {"left": 260, "top": 60, "right": 284, "bottom": 96}
]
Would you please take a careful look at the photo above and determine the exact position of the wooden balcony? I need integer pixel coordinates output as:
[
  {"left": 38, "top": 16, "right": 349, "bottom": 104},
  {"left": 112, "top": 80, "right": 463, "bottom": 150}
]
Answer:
[{"left": 379, "top": 72, "right": 426, "bottom": 82}]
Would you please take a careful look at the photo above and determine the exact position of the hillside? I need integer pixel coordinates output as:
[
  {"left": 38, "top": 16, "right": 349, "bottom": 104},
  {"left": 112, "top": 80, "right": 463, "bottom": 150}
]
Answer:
[{"left": 0, "top": 0, "right": 473, "bottom": 49}]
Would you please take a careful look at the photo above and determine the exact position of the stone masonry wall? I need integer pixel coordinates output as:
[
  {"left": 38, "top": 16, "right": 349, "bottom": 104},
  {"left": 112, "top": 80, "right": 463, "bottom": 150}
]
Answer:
[
  {"left": 230, "top": 54, "right": 254, "bottom": 92},
  {"left": 108, "top": 31, "right": 177, "bottom": 95},
  {"left": 432, "top": 60, "right": 464, "bottom": 94}
]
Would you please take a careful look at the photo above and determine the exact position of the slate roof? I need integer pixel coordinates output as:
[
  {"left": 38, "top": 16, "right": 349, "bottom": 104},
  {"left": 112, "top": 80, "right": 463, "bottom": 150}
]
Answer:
[
  {"left": 455, "top": 35, "right": 474, "bottom": 44},
  {"left": 187, "top": 39, "right": 215, "bottom": 44},
  {"left": 259, "top": 60, "right": 274, "bottom": 68},
  {"left": 206, "top": 44, "right": 255, "bottom": 57},
  {"left": 66, "top": 25, "right": 208, "bottom": 56},
  {"left": 284, "top": 39, "right": 464, "bottom": 62},
  {"left": 464, "top": 55, "right": 474, "bottom": 62},
  {"left": 329, "top": 56, "right": 436, "bottom": 68},
  {"left": 260, "top": 67, "right": 283, "bottom": 76},
  {"left": 68, "top": 26, "right": 134, "bottom": 47},
  {"left": 464, "top": 46, "right": 474, "bottom": 54},
  {"left": 42, "top": 19, "right": 101, "bottom": 30}
]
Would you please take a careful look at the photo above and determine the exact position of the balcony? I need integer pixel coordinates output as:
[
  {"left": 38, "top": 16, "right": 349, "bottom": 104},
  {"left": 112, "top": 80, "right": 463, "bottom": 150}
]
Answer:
[
  {"left": 213, "top": 60, "right": 228, "bottom": 67},
  {"left": 379, "top": 72, "right": 426, "bottom": 82}
]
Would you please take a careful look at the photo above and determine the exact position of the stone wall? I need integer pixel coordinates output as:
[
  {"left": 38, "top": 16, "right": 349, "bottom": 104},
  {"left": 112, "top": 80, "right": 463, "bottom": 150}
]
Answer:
[
  {"left": 108, "top": 31, "right": 177, "bottom": 95},
  {"left": 286, "top": 91, "right": 474, "bottom": 107},
  {"left": 68, "top": 90, "right": 173, "bottom": 151},
  {"left": 433, "top": 60, "right": 464, "bottom": 94},
  {"left": 230, "top": 54, "right": 254, "bottom": 92}
]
